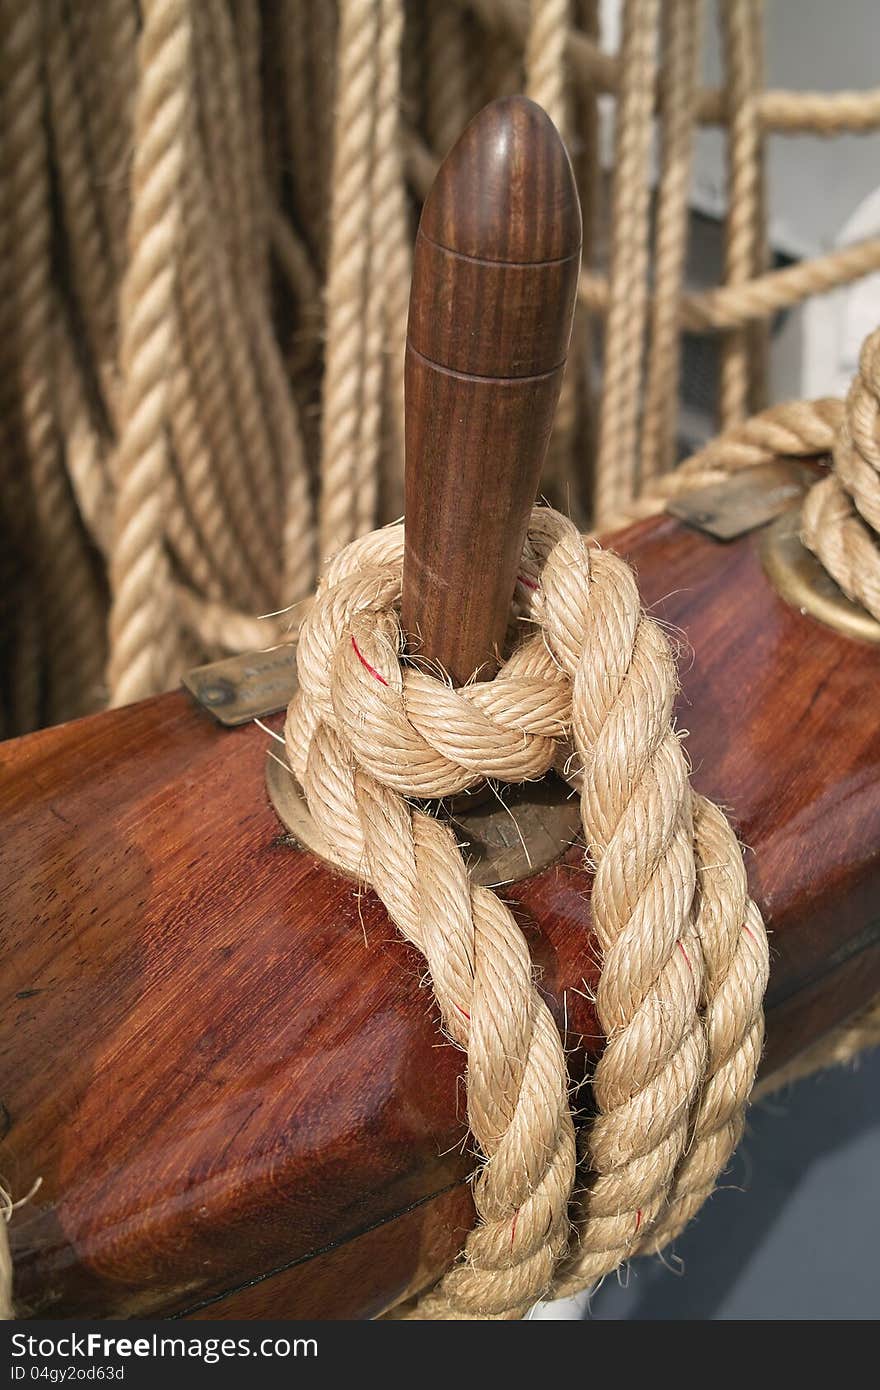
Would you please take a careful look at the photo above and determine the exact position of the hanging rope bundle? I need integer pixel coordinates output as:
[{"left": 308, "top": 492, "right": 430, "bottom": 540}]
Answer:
[
  {"left": 5, "top": 0, "right": 880, "bottom": 733},
  {"left": 285, "top": 505, "right": 769, "bottom": 1319}
]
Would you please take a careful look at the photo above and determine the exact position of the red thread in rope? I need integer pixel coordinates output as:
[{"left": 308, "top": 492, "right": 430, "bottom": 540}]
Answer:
[{"left": 352, "top": 635, "right": 389, "bottom": 686}]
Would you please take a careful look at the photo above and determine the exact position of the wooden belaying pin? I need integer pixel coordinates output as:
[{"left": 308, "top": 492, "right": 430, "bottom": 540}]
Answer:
[{"left": 401, "top": 96, "right": 582, "bottom": 686}]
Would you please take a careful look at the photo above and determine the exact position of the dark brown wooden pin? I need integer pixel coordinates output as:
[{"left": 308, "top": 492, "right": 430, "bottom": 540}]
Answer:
[{"left": 401, "top": 96, "right": 582, "bottom": 685}]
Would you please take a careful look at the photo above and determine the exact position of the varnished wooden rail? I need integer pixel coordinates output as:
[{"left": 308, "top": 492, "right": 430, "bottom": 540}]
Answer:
[{"left": 2, "top": 503, "right": 879, "bottom": 1319}]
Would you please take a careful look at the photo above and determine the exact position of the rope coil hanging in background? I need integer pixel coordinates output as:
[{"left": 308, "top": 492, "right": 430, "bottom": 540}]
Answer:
[{"left": 6, "top": 0, "right": 880, "bottom": 731}]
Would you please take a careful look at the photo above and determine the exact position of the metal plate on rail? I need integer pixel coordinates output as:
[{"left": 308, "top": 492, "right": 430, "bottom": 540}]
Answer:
[
  {"left": 667, "top": 459, "right": 814, "bottom": 540},
  {"left": 182, "top": 645, "right": 298, "bottom": 725},
  {"left": 266, "top": 750, "right": 583, "bottom": 888},
  {"left": 760, "top": 507, "right": 880, "bottom": 646},
  {"left": 183, "top": 646, "right": 582, "bottom": 885}
]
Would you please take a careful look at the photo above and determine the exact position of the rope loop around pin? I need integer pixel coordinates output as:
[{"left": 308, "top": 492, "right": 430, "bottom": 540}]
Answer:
[
  {"left": 292, "top": 515, "right": 584, "bottom": 801},
  {"left": 282, "top": 504, "right": 769, "bottom": 1320}
]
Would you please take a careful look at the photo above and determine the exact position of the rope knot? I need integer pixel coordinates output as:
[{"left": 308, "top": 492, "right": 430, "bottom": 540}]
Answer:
[
  {"left": 282, "top": 503, "right": 768, "bottom": 1319},
  {"left": 291, "top": 511, "right": 585, "bottom": 803}
]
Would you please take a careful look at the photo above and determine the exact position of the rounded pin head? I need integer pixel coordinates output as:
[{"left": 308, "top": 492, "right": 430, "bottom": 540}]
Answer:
[
  {"left": 403, "top": 96, "right": 583, "bottom": 684},
  {"left": 418, "top": 96, "right": 582, "bottom": 265}
]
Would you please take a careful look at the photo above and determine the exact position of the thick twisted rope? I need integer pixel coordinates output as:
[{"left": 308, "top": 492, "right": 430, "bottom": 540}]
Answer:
[
  {"left": 466, "top": 0, "right": 880, "bottom": 132},
  {"left": 360, "top": 0, "right": 410, "bottom": 531},
  {"left": 802, "top": 329, "right": 880, "bottom": 621},
  {"left": 0, "top": 1180, "right": 17, "bottom": 1319},
  {"left": 526, "top": 0, "right": 588, "bottom": 513},
  {"left": 45, "top": 0, "right": 118, "bottom": 384},
  {"left": 640, "top": 0, "right": 703, "bottom": 484},
  {"left": 657, "top": 329, "right": 880, "bottom": 628},
  {"left": 595, "top": 0, "right": 659, "bottom": 521},
  {"left": 9, "top": 0, "right": 880, "bottom": 724},
  {"left": 718, "top": 0, "right": 764, "bottom": 429},
  {"left": 524, "top": 514, "right": 768, "bottom": 1290},
  {"left": 320, "top": 0, "right": 380, "bottom": 555},
  {"left": 107, "top": 0, "right": 190, "bottom": 704},
  {"left": 525, "top": 0, "right": 568, "bottom": 130},
  {"left": 578, "top": 238, "right": 880, "bottom": 335},
  {"left": 3, "top": 0, "right": 106, "bottom": 723},
  {"left": 286, "top": 505, "right": 768, "bottom": 1319}
]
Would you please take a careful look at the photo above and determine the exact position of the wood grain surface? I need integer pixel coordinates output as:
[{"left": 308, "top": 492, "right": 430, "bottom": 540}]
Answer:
[
  {"left": 402, "top": 97, "right": 581, "bottom": 684},
  {"left": 2, "top": 511, "right": 879, "bottom": 1318}
]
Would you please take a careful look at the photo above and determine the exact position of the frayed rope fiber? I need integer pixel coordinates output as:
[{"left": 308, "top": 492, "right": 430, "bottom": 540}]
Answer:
[{"left": 284, "top": 504, "right": 770, "bottom": 1320}]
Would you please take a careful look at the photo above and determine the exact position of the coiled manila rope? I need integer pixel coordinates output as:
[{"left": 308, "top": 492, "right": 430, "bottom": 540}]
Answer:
[
  {"left": 649, "top": 330, "right": 880, "bottom": 624},
  {"left": 802, "top": 329, "right": 880, "bottom": 621},
  {"left": 285, "top": 506, "right": 769, "bottom": 1319},
  {"left": 9, "top": 0, "right": 880, "bottom": 729}
]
